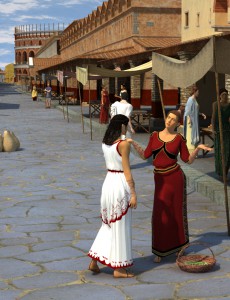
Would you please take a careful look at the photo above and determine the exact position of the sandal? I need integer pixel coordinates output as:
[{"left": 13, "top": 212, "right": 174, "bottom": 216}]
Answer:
[
  {"left": 88, "top": 260, "right": 100, "bottom": 273},
  {"left": 114, "top": 268, "right": 134, "bottom": 278},
  {"left": 154, "top": 256, "right": 161, "bottom": 263}
]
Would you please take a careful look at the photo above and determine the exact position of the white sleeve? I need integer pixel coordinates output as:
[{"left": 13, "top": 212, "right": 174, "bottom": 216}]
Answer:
[
  {"left": 110, "top": 104, "right": 117, "bottom": 118},
  {"left": 126, "top": 104, "right": 133, "bottom": 117}
]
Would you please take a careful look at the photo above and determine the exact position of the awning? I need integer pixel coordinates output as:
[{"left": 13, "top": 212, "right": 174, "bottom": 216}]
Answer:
[
  {"left": 152, "top": 36, "right": 230, "bottom": 88},
  {"left": 76, "top": 61, "right": 152, "bottom": 85}
]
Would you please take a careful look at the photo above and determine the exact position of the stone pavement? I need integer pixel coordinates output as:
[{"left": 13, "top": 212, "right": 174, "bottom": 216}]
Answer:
[{"left": 0, "top": 83, "right": 229, "bottom": 300}]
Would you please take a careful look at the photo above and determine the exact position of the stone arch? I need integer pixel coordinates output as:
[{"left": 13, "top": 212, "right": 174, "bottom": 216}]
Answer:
[
  {"left": 22, "top": 51, "right": 27, "bottom": 63},
  {"left": 29, "top": 51, "right": 35, "bottom": 57},
  {"left": 17, "top": 52, "right": 22, "bottom": 64}
]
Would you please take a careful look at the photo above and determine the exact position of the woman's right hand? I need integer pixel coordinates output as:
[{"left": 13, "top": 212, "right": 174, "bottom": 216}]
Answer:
[
  {"left": 126, "top": 138, "right": 133, "bottom": 144},
  {"left": 129, "top": 194, "right": 137, "bottom": 209}
]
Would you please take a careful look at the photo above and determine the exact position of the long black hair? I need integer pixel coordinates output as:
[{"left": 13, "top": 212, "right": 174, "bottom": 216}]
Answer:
[{"left": 103, "top": 114, "right": 129, "bottom": 145}]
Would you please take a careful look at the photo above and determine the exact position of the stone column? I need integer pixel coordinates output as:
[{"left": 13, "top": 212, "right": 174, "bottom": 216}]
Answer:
[
  {"left": 129, "top": 60, "right": 141, "bottom": 109},
  {"left": 177, "top": 51, "right": 195, "bottom": 105},
  {"left": 225, "top": 74, "right": 230, "bottom": 102},
  {"left": 113, "top": 63, "right": 119, "bottom": 96},
  {"left": 151, "top": 73, "right": 163, "bottom": 118}
]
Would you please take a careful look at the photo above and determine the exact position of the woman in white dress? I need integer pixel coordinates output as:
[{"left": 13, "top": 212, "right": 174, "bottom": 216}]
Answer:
[
  {"left": 88, "top": 114, "right": 137, "bottom": 278},
  {"left": 183, "top": 86, "right": 206, "bottom": 153}
]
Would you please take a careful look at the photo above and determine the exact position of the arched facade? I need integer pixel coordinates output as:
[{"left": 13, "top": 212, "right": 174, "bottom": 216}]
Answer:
[{"left": 14, "top": 24, "right": 66, "bottom": 83}]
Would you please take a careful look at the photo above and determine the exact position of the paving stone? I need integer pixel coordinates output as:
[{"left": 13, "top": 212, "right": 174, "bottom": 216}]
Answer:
[
  {"left": 121, "top": 284, "right": 175, "bottom": 300},
  {"left": 0, "top": 259, "right": 40, "bottom": 279},
  {"left": 0, "top": 245, "right": 28, "bottom": 257},
  {"left": 43, "top": 256, "right": 89, "bottom": 272},
  {"left": 10, "top": 224, "right": 59, "bottom": 233},
  {"left": 20, "top": 284, "right": 125, "bottom": 300},
  {"left": 29, "top": 231, "right": 75, "bottom": 242},
  {"left": 0, "top": 237, "right": 39, "bottom": 246},
  {"left": 31, "top": 241, "right": 72, "bottom": 251},
  {"left": 0, "top": 281, "right": 9, "bottom": 288},
  {"left": 0, "top": 290, "right": 21, "bottom": 300},
  {"left": 177, "top": 277, "right": 230, "bottom": 298},
  {"left": 16, "top": 246, "right": 85, "bottom": 263},
  {"left": 12, "top": 272, "right": 78, "bottom": 289}
]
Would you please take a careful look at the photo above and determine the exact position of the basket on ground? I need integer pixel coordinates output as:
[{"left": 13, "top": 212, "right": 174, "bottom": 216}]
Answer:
[{"left": 176, "top": 242, "right": 216, "bottom": 273}]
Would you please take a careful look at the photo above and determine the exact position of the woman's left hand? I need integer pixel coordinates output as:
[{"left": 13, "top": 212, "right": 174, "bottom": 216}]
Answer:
[
  {"left": 202, "top": 113, "right": 206, "bottom": 119},
  {"left": 130, "top": 128, "right": 135, "bottom": 134}
]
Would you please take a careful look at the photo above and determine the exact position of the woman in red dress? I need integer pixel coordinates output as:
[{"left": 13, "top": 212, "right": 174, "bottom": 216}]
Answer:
[
  {"left": 128, "top": 110, "right": 212, "bottom": 262},
  {"left": 99, "top": 86, "right": 110, "bottom": 124}
]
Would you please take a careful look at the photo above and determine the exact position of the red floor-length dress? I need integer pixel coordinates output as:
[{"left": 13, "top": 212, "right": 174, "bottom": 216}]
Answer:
[
  {"left": 144, "top": 131, "right": 190, "bottom": 257},
  {"left": 99, "top": 91, "right": 109, "bottom": 124}
]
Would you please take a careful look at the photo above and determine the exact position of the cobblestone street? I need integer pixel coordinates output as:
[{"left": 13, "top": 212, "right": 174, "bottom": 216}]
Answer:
[{"left": 0, "top": 83, "right": 229, "bottom": 300}]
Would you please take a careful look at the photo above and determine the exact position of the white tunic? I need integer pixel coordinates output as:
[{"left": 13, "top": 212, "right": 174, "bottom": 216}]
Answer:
[
  {"left": 88, "top": 141, "right": 133, "bottom": 268},
  {"left": 110, "top": 101, "right": 133, "bottom": 118}
]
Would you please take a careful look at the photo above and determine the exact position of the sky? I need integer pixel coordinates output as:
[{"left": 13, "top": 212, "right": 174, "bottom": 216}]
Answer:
[{"left": 0, "top": 0, "right": 104, "bottom": 70}]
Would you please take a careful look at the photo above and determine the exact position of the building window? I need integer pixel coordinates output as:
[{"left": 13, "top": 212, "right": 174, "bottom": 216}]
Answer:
[
  {"left": 197, "top": 13, "right": 200, "bottom": 27},
  {"left": 185, "top": 11, "right": 189, "bottom": 27},
  {"left": 146, "top": 21, "right": 154, "bottom": 27}
]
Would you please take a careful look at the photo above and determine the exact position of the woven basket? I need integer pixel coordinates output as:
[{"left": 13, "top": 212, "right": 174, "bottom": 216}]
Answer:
[{"left": 176, "top": 242, "right": 216, "bottom": 273}]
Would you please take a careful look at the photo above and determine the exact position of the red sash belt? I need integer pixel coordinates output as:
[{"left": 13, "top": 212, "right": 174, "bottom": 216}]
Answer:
[
  {"left": 154, "top": 163, "right": 179, "bottom": 174},
  {"left": 108, "top": 169, "right": 124, "bottom": 173}
]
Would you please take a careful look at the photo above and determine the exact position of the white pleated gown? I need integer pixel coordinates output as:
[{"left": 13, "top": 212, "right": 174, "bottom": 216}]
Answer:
[{"left": 88, "top": 141, "right": 133, "bottom": 269}]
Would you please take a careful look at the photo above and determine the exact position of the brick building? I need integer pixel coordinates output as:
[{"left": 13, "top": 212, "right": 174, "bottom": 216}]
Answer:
[
  {"left": 14, "top": 24, "right": 66, "bottom": 86},
  {"left": 177, "top": 0, "right": 230, "bottom": 116},
  {"left": 32, "top": 0, "right": 182, "bottom": 115}
]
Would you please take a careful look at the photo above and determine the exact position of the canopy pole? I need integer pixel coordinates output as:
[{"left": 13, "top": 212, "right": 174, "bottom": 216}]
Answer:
[
  {"left": 157, "top": 77, "right": 166, "bottom": 121},
  {"left": 78, "top": 80, "right": 85, "bottom": 133},
  {"left": 66, "top": 76, "right": 69, "bottom": 123},
  {"left": 213, "top": 37, "right": 230, "bottom": 235},
  {"left": 89, "top": 79, "right": 93, "bottom": 140}
]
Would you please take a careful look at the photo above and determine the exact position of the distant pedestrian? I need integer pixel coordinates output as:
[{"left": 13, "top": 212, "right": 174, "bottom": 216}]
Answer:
[
  {"left": 44, "top": 82, "right": 52, "bottom": 108},
  {"left": 88, "top": 114, "right": 137, "bottom": 278},
  {"left": 31, "top": 85, "right": 38, "bottom": 101},
  {"left": 115, "top": 83, "right": 128, "bottom": 101},
  {"left": 99, "top": 86, "right": 109, "bottom": 124},
  {"left": 183, "top": 86, "right": 206, "bottom": 153}
]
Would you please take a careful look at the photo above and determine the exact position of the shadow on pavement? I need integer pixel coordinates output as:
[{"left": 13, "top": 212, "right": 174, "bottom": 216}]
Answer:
[
  {"left": 130, "top": 161, "right": 150, "bottom": 169},
  {"left": 0, "top": 103, "right": 20, "bottom": 109}
]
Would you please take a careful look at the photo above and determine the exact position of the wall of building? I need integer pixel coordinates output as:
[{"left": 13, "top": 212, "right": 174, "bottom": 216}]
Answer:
[
  {"left": 14, "top": 24, "right": 65, "bottom": 84},
  {"left": 36, "top": 40, "right": 59, "bottom": 58},
  {"left": 53, "top": 0, "right": 181, "bottom": 108},
  {"left": 182, "top": 0, "right": 216, "bottom": 42},
  {"left": 0, "top": 72, "right": 5, "bottom": 82}
]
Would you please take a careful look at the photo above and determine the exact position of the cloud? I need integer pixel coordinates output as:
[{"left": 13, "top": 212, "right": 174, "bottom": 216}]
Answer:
[
  {"left": 0, "top": 0, "right": 39, "bottom": 15},
  {"left": 0, "top": 61, "right": 13, "bottom": 69},
  {"left": 0, "top": 27, "right": 15, "bottom": 44},
  {"left": 15, "top": 14, "right": 58, "bottom": 22},
  {"left": 0, "top": 49, "right": 12, "bottom": 56},
  {"left": 57, "top": 0, "right": 103, "bottom": 7}
]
